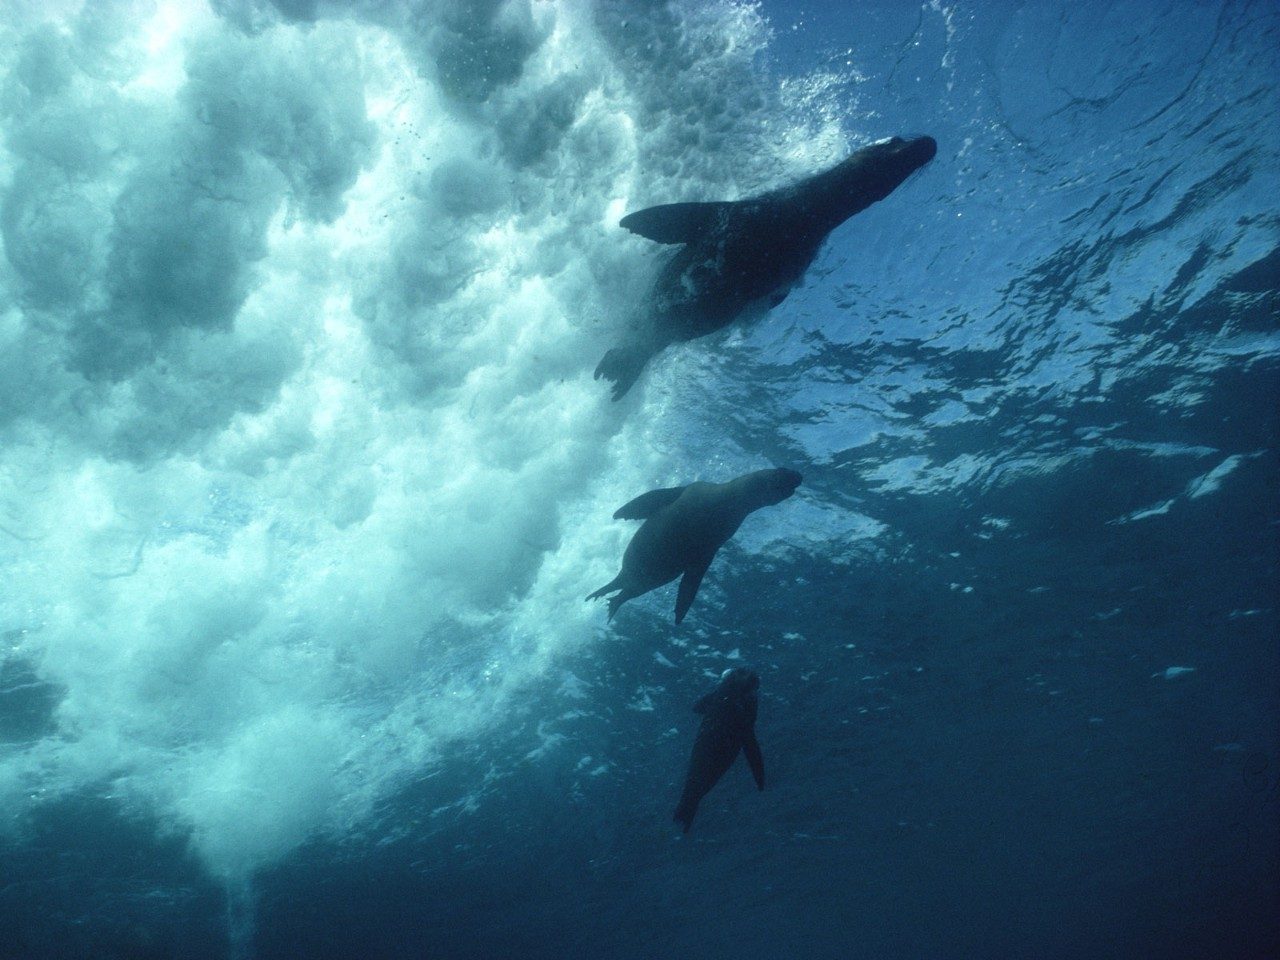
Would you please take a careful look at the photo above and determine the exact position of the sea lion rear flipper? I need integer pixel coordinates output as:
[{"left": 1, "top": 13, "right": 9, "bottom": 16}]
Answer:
[
  {"left": 606, "top": 590, "right": 634, "bottom": 622},
  {"left": 594, "top": 345, "right": 651, "bottom": 401},
  {"left": 613, "top": 486, "right": 687, "bottom": 520},
  {"left": 743, "top": 730, "right": 765, "bottom": 791},
  {"left": 673, "top": 796, "right": 698, "bottom": 832},
  {"left": 620, "top": 202, "right": 733, "bottom": 244},
  {"left": 587, "top": 577, "right": 637, "bottom": 622},
  {"left": 670, "top": 788, "right": 701, "bottom": 834},
  {"left": 674, "top": 555, "right": 712, "bottom": 624},
  {"left": 585, "top": 573, "right": 622, "bottom": 602}
]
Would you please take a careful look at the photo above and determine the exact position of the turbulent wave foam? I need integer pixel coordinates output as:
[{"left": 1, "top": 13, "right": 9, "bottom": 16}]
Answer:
[{"left": 0, "top": 0, "right": 849, "bottom": 882}]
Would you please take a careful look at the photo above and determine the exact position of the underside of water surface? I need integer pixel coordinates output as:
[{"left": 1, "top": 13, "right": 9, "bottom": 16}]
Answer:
[{"left": 0, "top": 1, "right": 1276, "bottom": 958}]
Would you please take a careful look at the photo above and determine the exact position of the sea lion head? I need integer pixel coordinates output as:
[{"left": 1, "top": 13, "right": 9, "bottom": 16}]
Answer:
[
  {"left": 877, "top": 134, "right": 937, "bottom": 169},
  {"left": 719, "top": 666, "right": 760, "bottom": 695},
  {"left": 738, "top": 467, "right": 803, "bottom": 508},
  {"left": 828, "top": 134, "right": 937, "bottom": 209}
]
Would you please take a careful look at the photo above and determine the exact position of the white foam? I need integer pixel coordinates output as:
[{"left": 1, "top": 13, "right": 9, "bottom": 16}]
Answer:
[
  {"left": 1112, "top": 499, "right": 1175, "bottom": 523},
  {"left": 1185, "top": 455, "right": 1243, "bottom": 499},
  {"left": 0, "top": 0, "right": 851, "bottom": 884}
]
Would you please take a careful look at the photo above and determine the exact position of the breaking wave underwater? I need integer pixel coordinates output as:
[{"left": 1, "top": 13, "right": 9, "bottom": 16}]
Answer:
[{"left": 1, "top": 1, "right": 1276, "bottom": 958}]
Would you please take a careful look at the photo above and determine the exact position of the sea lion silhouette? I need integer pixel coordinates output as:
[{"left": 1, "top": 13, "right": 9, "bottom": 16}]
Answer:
[
  {"left": 596, "top": 134, "right": 938, "bottom": 399},
  {"left": 586, "top": 468, "right": 802, "bottom": 623},
  {"left": 674, "top": 667, "right": 765, "bottom": 833}
]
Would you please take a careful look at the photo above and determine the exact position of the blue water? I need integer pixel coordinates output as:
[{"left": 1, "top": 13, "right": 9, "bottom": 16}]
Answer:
[{"left": 1, "top": 1, "right": 1277, "bottom": 958}]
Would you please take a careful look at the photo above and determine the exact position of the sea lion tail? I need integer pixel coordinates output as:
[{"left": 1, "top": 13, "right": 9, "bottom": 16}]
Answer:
[{"left": 593, "top": 345, "right": 649, "bottom": 401}]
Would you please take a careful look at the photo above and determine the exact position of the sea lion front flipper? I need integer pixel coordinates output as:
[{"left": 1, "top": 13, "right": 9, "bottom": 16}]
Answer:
[
  {"left": 613, "top": 486, "right": 687, "bottom": 520},
  {"left": 674, "top": 554, "right": 712, "bottom": 624},
  {"left": 743, "top": 730, "right": 765, "bottom": 790},
  {"left": 620, "top": 202, "right": 733, "bottom": 244}
]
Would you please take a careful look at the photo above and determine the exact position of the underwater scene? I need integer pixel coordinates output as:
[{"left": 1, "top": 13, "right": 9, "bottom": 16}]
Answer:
[{"left": 0, "top": 0, "right": 1277, "bottom": 958}]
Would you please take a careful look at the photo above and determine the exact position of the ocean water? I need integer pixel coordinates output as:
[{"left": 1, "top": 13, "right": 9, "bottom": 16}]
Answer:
[{"left": 0, "top": 1, "right": 1276, "bottom": 958}]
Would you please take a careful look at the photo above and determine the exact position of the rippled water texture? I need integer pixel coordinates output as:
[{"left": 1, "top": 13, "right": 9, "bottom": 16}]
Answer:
[{"left": 1, "top": 1, "right": 1276, "bottom": 958}]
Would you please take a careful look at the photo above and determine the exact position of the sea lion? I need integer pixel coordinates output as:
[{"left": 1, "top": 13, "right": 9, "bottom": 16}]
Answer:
[
  {"left": 596, "top": 134, "right": 938, "bottom": 399},
  {"left": 673, "top": 667, "right": 765, "bottom": 833},
  {"left": 586, "top": 468, "right": 802, "bottom": 623}
]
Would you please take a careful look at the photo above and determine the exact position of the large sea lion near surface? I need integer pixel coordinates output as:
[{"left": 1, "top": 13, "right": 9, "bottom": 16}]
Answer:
[
  {"left": 595, "top": 134, "right": 938, "bottom": 400},
  {"left": 586, "top": 468, "right": 802, "bottom": 623},
  {"left": 674, "top": 667, "right": 765, "bottom": 833}
]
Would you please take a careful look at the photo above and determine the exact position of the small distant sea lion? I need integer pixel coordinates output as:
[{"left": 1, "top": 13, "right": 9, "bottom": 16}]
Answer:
[
  {"left": 586, "top": 468, "right": 802, "bottom": 623},
  {"left": 596, "top": 135, "right": 939, "bottom": 399},
  {"left": 674, "top": 667, "right": 765, "bottom": 833}
]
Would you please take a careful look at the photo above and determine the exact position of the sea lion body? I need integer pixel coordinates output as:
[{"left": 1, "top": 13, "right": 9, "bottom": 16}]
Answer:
[
  {"left": 674, "top": 667, "right": 765, "bottom": 833},
  {"left": 596, "top": 134, "right": 939, "bottom": 399},
  {"left": 587, "top": 468, "right": 802, "bottom": 623}
]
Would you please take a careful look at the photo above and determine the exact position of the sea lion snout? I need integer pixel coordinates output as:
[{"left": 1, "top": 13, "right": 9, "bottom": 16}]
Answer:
[
  {"left": 874, "top": 134, "right": 936, "bottom": 167},
  {"left": 753, "top": 467, "right": 802, "bottom": 505},
  {"left": 906, "top": 135, "right": 937, "bottom": 164}
]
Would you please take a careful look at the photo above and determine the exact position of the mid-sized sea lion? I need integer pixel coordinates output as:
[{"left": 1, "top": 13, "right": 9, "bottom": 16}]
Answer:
[
  {"left": 595, "top": 134, "right": 938, "bottom": 399},
  {"left": 586, "top": 468, "right": 802, "bottom": 623},
  {"left": 673, "top": 667, "right": 765, "bottom": 833}
]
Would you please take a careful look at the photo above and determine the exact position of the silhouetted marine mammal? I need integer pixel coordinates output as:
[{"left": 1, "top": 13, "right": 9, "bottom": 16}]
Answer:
[
  {"left": 586, "top": 468, "right": 802, "bottom": 623},
  {"left": 674, "top": 667, "right": 765, "bottom": 833},
  {"left": 595, "top": 134, "right": 938, "bottom": 399}
]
